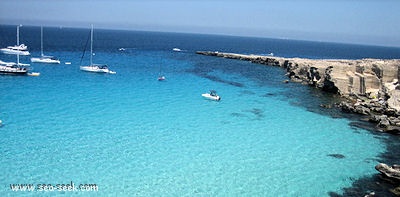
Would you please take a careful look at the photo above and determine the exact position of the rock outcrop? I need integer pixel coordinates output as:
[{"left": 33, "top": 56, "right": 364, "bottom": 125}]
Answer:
[
  {"left": 376, "top": 163, "right": 400, "bottom": 181},
  {"left": 196, "top": 51, "right": 400, "bottom": 134},
  {"left": 376, "top": 163, "right": 400, "bottom": 196}
]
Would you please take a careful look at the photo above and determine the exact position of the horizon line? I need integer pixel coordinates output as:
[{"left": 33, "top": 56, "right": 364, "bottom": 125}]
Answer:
[{"left": 1, "top": 23, "right": 399, "bottom": 49}]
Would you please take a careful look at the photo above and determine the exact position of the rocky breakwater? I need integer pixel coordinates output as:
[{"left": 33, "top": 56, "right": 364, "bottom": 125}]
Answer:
[{"left": 196, "top": 51, "right": 400, "bottom": 134}]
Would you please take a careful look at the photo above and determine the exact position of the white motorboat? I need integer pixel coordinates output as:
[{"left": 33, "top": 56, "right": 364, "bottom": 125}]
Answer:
[
  {"left": 80, "top": 25, "right": 115, "bottom": 74},
  {"left": 30, "top": 26, "right": 60, "bottom": 64},
  {"left": 202, "top": 90, "right": 221, "bottom": 101},
  {"left": 1, "top": 26, "right": 30, "bottom": 55},
  {"left": 0, "top": 44, "right": 30, "bottom": 56},
  {"left": 0, "top": 61, "right": 29, "bottom": 75},
  {"left": 172, "top": 48, "right": 181, "bottom": 52}
]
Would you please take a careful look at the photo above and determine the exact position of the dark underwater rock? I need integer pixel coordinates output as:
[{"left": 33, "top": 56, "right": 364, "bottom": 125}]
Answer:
[{"left": 327, "top": 154, "right": 345, "bottom": 159}]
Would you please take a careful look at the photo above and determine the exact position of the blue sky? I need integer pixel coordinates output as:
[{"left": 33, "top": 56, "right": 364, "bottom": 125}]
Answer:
[{"left": 1, "top": 0, "right": 399, "bottom": 47}]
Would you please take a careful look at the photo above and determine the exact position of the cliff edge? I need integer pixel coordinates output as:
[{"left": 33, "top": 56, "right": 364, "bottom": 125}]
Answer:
[{"left": 196, "top": 51, "right": 400, "bottom": 134}]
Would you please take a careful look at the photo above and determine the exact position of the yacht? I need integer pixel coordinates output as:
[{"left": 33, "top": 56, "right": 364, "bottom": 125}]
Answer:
[
  {"left": 81, "top": 64, "right": 115, "bottom": 73},
  {"left": 31, "top": 26, "right": 60, "bottom": 64},
  {"left": 0, "top": 44, "right": 30, "bottom": 56},
  {"left": 80, "top": 25, "right": 115, "bottom": 74},
  {"left": 0, "top": 26, "right": 30, "bottom": 55},
  {"left": 0, "top": 60, "right": 29, "bottom": 75},
  {"left": 31, "top": 55, "right": 60, "bottom": 64}
]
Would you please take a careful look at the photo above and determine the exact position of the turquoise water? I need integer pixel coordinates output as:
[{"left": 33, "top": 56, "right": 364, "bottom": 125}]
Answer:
[{"left": 0, "top": 26, "right": 393, "bottom": 196}]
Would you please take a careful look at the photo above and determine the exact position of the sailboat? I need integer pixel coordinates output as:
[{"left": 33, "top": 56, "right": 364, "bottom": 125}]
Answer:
[
  {"left": 0, "top": 25, "right": 30, "bottom": 56},
  {"left": 31, "top": 26, "right": 60, "bottom": 64},
  {"left": 0, "top": 26, "right": 32, "bottom": 75},
  {"left": 80, "top": 25, "right": 116, "bottom": 74},
  {"left": 157, "top": 63, "right": 165, "bottom": 81}
]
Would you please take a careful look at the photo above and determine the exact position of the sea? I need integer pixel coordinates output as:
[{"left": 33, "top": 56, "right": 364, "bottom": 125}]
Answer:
[{"left": 1, "top": 25, "right": 400, "bottom": 196}]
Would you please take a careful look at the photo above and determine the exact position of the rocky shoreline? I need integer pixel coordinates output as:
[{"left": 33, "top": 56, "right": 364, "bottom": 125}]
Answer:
[
  {"left": 196, "top": 51, "right": 400, "bottom": 134},
  {"left": 196, "top": 51, "right": 400, "bottom": 196}
]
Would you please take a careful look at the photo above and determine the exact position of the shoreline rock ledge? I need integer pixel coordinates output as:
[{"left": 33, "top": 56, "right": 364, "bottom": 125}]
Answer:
[
  {"left": 196, "top": 51, "right": 400, "bottom": 134},
  {"left": 375, "top": 163, "right": 400, "bottom": 196}
]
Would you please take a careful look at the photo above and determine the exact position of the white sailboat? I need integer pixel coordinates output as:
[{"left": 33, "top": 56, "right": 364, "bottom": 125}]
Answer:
[
  {"left": 31, "top": 26, "right": 60, "bottom": 64},
  {"left": 0, "top": 26, "right": 32, "bottom": 75},
  {"left": 80, "top": 25, "right": 116, "bottom": 74},
  {"left": 0, "top": 26, "right": 30, "bottom": 56},
  {"left": 157, "top": 62, "right": 165, "bottom": 81}
]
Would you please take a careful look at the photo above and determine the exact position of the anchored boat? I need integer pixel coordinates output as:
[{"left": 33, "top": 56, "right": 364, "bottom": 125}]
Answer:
[
  {"left": 80, "top": 25, "right": 116, "bottom": 74},
  {"left": 202, "top": 90, "right": 221, "bottom": 101},
  {"left": 30, "top": 26, "right": 60, "bottom": 64}
]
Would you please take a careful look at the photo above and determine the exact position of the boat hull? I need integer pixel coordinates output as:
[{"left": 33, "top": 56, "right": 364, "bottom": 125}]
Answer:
[
  {"left": 0, "top": 49, "right": 30, "bottom": 56},
  {"left": 31, "top": 57, "right": 60, "bottom": 64},
  {"left": 80, "top": 66, "right": 115, "bottom": 74},
  {"left": 0, "top": 66, "right": 28, "bottom": 75}
]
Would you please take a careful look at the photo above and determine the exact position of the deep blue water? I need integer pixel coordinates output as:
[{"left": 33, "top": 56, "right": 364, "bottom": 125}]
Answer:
[
  {"left": 1, "top": 25, "right": 399, "bottom": 60},
  {"left": 0, "top": 25, "right": 399, "bottom": 196}
]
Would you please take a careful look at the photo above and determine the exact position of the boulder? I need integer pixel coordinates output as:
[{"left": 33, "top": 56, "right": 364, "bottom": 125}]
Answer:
[
  {"left": 378, "top": 118, "right": 391, "bottom": 129},
  {"left": 339, "top": 101, "right": 355, "bottom": 113}
]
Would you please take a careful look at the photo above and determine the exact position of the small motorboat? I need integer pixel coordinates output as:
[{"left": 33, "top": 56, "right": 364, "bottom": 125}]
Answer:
[
  {"left": 202, "top": 90, "right": 221, "bottom": 101},
  {"left": 172, "top": 48, "right": 181, "bottom": 52}
]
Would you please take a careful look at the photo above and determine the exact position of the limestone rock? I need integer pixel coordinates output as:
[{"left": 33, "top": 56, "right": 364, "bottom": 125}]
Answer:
[{"left": 375, "top": 163, "right": 400, "bottom": 181}]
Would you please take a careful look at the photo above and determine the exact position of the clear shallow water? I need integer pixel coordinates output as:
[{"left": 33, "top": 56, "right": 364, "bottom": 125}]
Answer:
[{"left": 0, "top": 25, "right": 398, "bottom": 196}]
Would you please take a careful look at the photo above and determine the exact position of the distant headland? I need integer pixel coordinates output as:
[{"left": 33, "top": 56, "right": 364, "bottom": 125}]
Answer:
[{"left": 196, "top": 51, "right": 400, "bottom": 134}]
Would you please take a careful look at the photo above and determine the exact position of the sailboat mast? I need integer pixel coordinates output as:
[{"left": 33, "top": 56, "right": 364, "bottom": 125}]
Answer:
[
  {"left": 16, "top": 25, "right": 19, "bottom": 64},
  {"left": 90, "top": 24, "right": 93, "bottom": 66},
  {"left": 17, "top": 25, "right": 19, "bottom": 46},
  {"left": 40, "top": 26, "right": 44, "bottom": 56}
]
